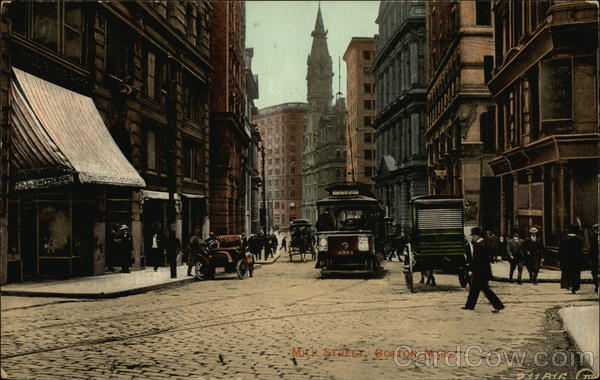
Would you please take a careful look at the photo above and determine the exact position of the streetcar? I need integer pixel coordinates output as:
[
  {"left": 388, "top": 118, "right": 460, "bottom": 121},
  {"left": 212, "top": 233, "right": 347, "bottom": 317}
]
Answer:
[{"left": 315, "top": 182, "right": 384, "bottom": 276}]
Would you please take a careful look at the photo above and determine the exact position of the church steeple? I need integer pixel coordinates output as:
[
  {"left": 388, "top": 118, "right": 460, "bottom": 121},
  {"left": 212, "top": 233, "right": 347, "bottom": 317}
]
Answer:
[{"left": 307, "top": 4, "right": 332, "bottom": 111}]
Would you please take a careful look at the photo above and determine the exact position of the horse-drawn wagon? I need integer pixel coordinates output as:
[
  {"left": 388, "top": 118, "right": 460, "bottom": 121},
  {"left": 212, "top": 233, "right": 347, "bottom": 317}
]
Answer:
[{"left": 289, "top": 219, "right": 315, "bottom": 262}]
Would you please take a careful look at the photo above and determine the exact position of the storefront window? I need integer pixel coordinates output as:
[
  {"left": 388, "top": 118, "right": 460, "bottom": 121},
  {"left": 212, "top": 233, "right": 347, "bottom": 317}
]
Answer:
[{"left": 39, "top": 202, "right": 70, "bottom": 257}]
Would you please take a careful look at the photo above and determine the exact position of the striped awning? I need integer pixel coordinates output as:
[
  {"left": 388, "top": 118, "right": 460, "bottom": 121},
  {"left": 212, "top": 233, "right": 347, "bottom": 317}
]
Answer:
[{"left": 9, "top": 68, "right": 145, "bottom": 190}]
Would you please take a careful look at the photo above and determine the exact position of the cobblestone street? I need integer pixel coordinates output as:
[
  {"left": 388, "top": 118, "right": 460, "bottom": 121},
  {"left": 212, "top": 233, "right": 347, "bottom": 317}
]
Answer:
[{"left": 2, "top": 261, "right": 598, "bottom": 380}]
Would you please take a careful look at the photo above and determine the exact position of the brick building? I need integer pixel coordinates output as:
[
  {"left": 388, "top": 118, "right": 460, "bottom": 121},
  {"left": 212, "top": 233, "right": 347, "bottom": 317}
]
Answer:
[
  {"left": 255, "top": 103, "right": 306, "bottom": 230},
  {"left": 209, "top": 1, "right": 248, "bottom": 235},
  {"left": 372, "top": 1, "right": 428, "bottom": 232},
  {"left": 1, "top": 2, "right": 213, "bottom": 283},
  {"left": 426, "top": 0, "right": 498, "bottom": 231},
  {"left": 487, "top": 1, "right": 598, "bottom": 250},
  {"left": 343, "top": 37, "right": 376, "bottom": 188}
]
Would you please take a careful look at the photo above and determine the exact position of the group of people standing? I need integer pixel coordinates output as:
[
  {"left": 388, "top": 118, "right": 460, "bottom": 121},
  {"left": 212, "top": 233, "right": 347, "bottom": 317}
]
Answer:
[
  {"left": 504, "top": 227, "right": 543, "bottom": 285},
  {"left": 246, "top": 232, "right": 280, "bottom": 261}
]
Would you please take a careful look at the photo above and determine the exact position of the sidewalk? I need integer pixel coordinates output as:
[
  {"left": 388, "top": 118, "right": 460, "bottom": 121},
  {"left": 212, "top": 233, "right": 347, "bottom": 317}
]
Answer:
[
  {"left": 0, "top": 265, "right": 194, "bottom": 299},
  {"left": 491, "top": 261, "right": 594, "bottom": 283},
  {"left": 558, "top": 305, "right": 599, "bottom": 377},
  {"left": 1, "top": 253, "right": 282, "bottom": 299}
]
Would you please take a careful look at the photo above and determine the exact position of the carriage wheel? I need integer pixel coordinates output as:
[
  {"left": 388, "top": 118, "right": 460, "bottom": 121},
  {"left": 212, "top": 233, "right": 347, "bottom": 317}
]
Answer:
[
  {"left": 236, "top": 260, "right": 248, "bottom": 279},
  {"left": 403, "top": 245, "right": 414, "bottom": 292}
]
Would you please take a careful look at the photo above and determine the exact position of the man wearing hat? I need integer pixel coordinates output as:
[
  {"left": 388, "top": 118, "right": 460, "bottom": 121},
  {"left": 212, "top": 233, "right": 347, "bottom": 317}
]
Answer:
[
  {"left": 524, "top": 226, "right": 543, "bottom": 284},
  {"left": 118, "top": 225, "right": 133, "bottom": 273},
  {"left": 463, "top": 227, "right": 504, "bottom": 312},
  {"left": 506, "top": 230, "right": 526, "bottom": 284}
]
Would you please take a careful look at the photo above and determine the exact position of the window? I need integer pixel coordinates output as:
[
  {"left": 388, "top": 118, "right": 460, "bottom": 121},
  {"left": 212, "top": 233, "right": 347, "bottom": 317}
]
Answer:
[
  {"left": 364, "top": 133, "right": 372, "bottom": 143},
  {"left": 183, "top": 139, "right": 204, "bottom": 182},
  {"left": 475, "top": 1, "right": 491, "bottom": 26},
  {"left": 290, "top": 190, "right": 295, "bottom": 198},
  {"left": 483, "top": 56, "right": 494, "bottom": 84},
  {"left": 183, "top": 74, "right": 207, "bottom": 122},
  {"left": 63, "top": 3, "right": 84, "bottom": 63},
  {"left": 364, "top": 149, "right": 373, "bottom": 160},
  {"left": 146, "top": 130, "right": 156, "bottom": 170},
  {"left": 363, "top": 50, "right": 371, "bottom": 60},
  {"left": 365, "top": 166, "right": 373, "bottom": 177},
  {"left": 146, "top": 52, "right": 156, "bottom": 99},
  {"left": 146, "top": 129, "right": 168, "bottom": 173},
  {"left": 145, "top": 51, "right": 167, "bottom": 104},
  {"left": 363, "top": 66, "right": 371, "bottom": 75},
  {"left": 364, "top": 100, "right": 372, "bottom": 110},
  {"left": 364, "top": 83, "right": 372, "bottom": 93},
  {"left": 15, "top": 2, "right": 85, "bottom": 64},
  {"left": 32, "top": 2, "right": 59, "bottom": 51},
  {"left": 364, "top": 116, "right": 372, "bottom": 126}
]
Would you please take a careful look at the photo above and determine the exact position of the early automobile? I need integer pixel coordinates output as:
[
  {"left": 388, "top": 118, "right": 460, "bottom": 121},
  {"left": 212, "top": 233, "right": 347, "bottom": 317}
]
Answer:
[
  {"left": 195, "top": 234, "right": 252, "bottom": 280},
  {"left": 403, "top": 195, "right": 470, "bottom": 292},
  {"left": 315, "top": 182, "right": 384, "bottom": 276},
  {"left": 289, "top": 219, "right": 315, "bottom": 262}
]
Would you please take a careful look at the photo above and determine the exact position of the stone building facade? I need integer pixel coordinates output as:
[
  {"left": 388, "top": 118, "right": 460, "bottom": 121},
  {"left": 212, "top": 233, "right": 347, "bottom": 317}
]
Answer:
[
  {"left": 1, "top": 2, "right": 213, "bottom": 283},
  {"left": 487, "top": 1, "right": 598, "bottom": 251},
  {"left": 344, "top": 37, "right": 376, "bottom": 188},
  {"left": 301, "top": 6, "right": 347, "bottom": 223},
  {"left": 255, "top": 103, "right": 306, "bottom": 230},
  {"left": 372, "top": 2, "right": 428, "bottom": 232},
  {"left": 426, "top": 0, "right": 498, "bottom": 231},
  {"left": 244, "top": 48, "right": 261, "bottom": 235},
  {"left": 209, "top": 1, "right": 248, "bottom": 235}
]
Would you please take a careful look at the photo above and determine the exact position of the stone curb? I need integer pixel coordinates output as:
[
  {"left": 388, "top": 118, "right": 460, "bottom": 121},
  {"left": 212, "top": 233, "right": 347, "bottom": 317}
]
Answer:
[
  {"left": 0, "top": 277, "right": 196, "bottom": 299},
  {"left": 557, "top": 305, "right": 600, "bottom": 377},
  {"left": 254, "top": 252, "right": 282, "bottom": 265}
]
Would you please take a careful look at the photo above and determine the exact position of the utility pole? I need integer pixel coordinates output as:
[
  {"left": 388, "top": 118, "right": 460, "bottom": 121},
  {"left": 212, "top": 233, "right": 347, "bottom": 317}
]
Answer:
[{"left": 260, "top": 144, "right": 268, "bottom": 234}]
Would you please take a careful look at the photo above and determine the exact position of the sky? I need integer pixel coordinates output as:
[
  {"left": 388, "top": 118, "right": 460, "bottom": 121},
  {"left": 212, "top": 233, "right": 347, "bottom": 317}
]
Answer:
[{"left": 246, "top": 1, "right": 380, "bottom": 110}]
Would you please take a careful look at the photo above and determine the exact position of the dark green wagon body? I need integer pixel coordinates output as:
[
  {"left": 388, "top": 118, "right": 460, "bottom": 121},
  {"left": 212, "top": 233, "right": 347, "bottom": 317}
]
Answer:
[{"left": 403, "top": 196, "right": 470, "bottom": 291}]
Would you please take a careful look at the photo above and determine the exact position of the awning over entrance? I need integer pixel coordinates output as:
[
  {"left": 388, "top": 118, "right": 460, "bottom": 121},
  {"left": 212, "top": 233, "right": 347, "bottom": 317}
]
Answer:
[{"left": 9, "top": 68, "right": 145, "bottom": 190}]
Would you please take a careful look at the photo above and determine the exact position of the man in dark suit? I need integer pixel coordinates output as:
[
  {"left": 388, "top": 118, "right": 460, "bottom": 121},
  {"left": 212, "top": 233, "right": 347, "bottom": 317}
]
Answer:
[
  {"left": 463, "top": 227, "right": 504, "bottom": 313},
  {"left": 506, "top": 230, "right": 525, "bottom": 284},
  {"left": 559, "top": 224, "right": 584, "bottom": 294},
  {"left": 524, "top": 226, "right": 543, "bottom": 284}
]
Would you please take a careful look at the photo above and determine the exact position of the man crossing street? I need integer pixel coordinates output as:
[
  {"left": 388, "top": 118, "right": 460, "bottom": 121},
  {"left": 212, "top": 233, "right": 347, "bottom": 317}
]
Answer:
[{"left": 463, "top": 227, "right": 504, "bottom": 313}]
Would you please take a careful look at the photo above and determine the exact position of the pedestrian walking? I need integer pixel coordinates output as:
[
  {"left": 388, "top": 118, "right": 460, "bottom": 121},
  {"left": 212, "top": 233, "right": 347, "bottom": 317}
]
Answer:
[
  {"left": 148, "top": 223, "right": 164, "bottom": 271},
  {"left": 269, "top": 234, "right": 278, "bottom": 258},
  {"left": 249, "top": 233, "right": 261, "bottom": 260},
  {"left": 589, "top": 224, "right": 598, "bottom": 293},
  {"left": 506, "top": 230, "right": 525, "bottom": 284},
  {"left": 280, "top": 235, "right": 287, "bottom": 253},
  {"left": 485, "top": 230, "right": 501, "bottom": 263},
  {"left": 524, "top": 226, "right": 543, "bottom": 284},
  {"left": 118, "top": 225, "right": 133, "bottom": 273},
  {"left": 187, "top": 228, "right": 203, "bottom": 276},
  {"left": 559, "top": 225, "right": 584, "bottom": 293},
  {"left": 166, "top": 229, "right": 180, "bottom": 279},
  {"left": 463, "top": 227, "right": 504, "bottom": 313}
]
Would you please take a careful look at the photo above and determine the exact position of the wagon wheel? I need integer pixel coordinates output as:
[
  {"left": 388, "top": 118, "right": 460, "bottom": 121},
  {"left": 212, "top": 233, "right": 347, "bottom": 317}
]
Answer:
[
  {"left": 458, "top": 266, "right": 471, "bottom": 288},
  {"left": 236, "top": 260, "right": 249, "bottom": 279},
  {"left": 403, "top": 244, "right": 414, "bottom": 293}
]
